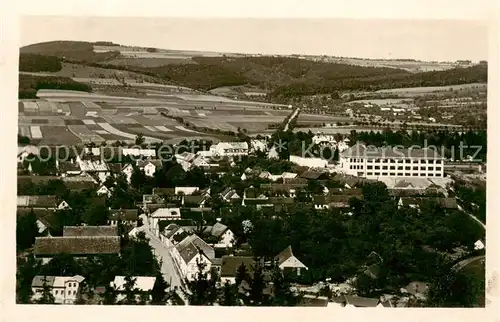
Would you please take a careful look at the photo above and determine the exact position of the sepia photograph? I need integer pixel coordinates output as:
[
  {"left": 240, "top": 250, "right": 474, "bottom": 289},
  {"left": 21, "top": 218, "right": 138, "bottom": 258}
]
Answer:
[{"left": 12, "top": 12, "right": 491, "bottom": 310}]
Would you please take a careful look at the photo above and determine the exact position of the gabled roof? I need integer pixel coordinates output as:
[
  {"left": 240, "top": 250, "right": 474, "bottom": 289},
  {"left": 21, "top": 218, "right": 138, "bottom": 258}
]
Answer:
[
  {"left": 63, "top": 226, "right": 118, "bottom": 237},
  {"left": 210, "top": 222, "right": 228, "bottom": 238},
  {"left": 34, "top": 236, "right": 121, "bottom": 256},
  {"left": 177, "top": 242, "right": 200, "bottom": 263},
  {"left": 177, "top": 234, "right": 215, "bottom": 260},
  {"left": 151, "top": 208, "right": 181, "bottom": 218},
  {"left": 136, "top": 159, "right": 162, "bottom": 168},
  {"left": 183, "top": 195, "right": 206, "bottom": 206}
]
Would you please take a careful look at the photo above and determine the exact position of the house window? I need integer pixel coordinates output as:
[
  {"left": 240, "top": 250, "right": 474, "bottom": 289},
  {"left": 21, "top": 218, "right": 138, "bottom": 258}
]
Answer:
[
  {"left": 412, "top": 173, "right": 418, "bottom": 176},
  {"left": 349, "top": 165, "right": 353, "bottom": 169},
  {"left": 381, "top": 172, "right": 388, "bottom": 176},
  {"left": 382, "top": 166, "right": 388, "bottom": 170},
  {"left": 428, "top": 167, "right": 434, "bottom": 171},
  {"left": 374, "top": 165, "right": 380, "bottom": 170},
  {"left": 405, "top": 166, "right": 411, "bottom": 170},
  {"left": 419, "top": 173, "right": 426, "bottom": 176},
  {"left": 397, "top": 173, "right": 403, "bottom": 176},
  {"left": 397, "top": 160, "right": 403, "bottom": 163},
  {"left": 412, "top": 160, "right": 418, "bottom": 163},
  {"left": 390, "top": 166, "right": 395, "bottom": 170},
  {"left": 382, "top": 159, "right": 388, "bottom": 163},
  {"left": 367, "top": 159, "right": 373, "bottom": 163},
  {"left": 367, "top": 165, "right": 373, "bottom": 170},
  {"left": 420, "top": 160, "right": 426, "bottom": 163},
  {"left": 389, "top": 159, "right": 395, "bottom": 163},
  {"left": 374, "top": 172, "right": 380, "bottom": 176},
  {"left": 367, "top": 172, "right": 373, "bottom": 176},
  {"left": 397, "top": 166, "right": 403, "bottom": 170},
  {"left": 55, "top": 290, "right": 58, "bottom": 295},
  {"left": 428, "top": 173, "right": 434, "bottom": 177},
  {"left": 420, "top": 166, "right": 426, "bottom": 171},
  {"left": 404, "top": 159, "right": 411, "bottom": 163},
  {"left": 412, "top": 166, "right": 418, "bottom": 170},
  {"left": 436, "top": 167, "right": 442, "bottom": 171}
]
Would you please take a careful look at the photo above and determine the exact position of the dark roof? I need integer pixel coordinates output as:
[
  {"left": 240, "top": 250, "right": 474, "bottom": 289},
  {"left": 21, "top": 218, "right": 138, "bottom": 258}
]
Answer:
[
  {"left": 327, "top": 188, "right": 363, "bottom": 196},
  {"left": 31, "top": 276, "right": 56, "bottom": 288},
  {"left": 313, "top": 195, "right": 327, "bottom": 205},
  {"left": 300, "top": 170, "right": 326, "bottom": 180},
  {"left": 261, "top": 183, "right": 307, "bottom": 193},
  {"left": 63, "top": 226, "right": 118, "bottom": 237},
  {"left": 400, "top": 197, "right": 457, "bottom": 209},
  {"left": 18, "top": 176, "right": 61, "bottom": 185},
  {"left": 64, "top": 181, "right": 97, "bottom": 191},
  {"left": 269, "top": 197, "right": 294, "bottom": 205},
  {"left": 210, "top": 222, "right": 228, "bottom": 238},
  {"left": 176, "top": 234, "right": 215, "bottom": 260},
  {"left": 220, "top": 256, "right": 256, "bottom": 277},
  {"left": 152, "top": 188, "right": 175, "bottom": 196},
  {"left": 244, "top": 198, "right": 272, "bottom": 205},
  {"left": 332, "top": 295, "right": 380, "bottom": 307},
  {"left": 34, "top": 236, "right": 121, "bottom": 256},
  {"left": 109, "top": 209, "right": 139, "bottom": 221},
  {"left": 275, "top": 246, "right": 294, "bottom": 266},
  {"left": 137, "top": 160, "right": 162, "bottom": 168},
  {"left": 108, "top": 163, "right": 123, "bottom": 174},
  {"left": 178, "top": 242, "right": 200, "bottom": 263},
  {"left": 344, "top": 295, "right": 380, "bottom": 307},
  {"left": 342, "top": 143, "right": 443, "bottom": 159},
  {"left": 299, "top": 295, "right": 329, "bottom": 307},
  {"left": 59, "top": 161, "right": 81, "bottom": 172},
  {"left": 17, "top": 195, "right": 58, "bottom": 208},
  {"left": 183, "top": 195, "right": 205, "bottom": 206}
]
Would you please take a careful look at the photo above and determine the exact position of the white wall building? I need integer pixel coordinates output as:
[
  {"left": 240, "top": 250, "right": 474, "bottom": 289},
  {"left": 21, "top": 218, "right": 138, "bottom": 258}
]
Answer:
[
  {"left": 31, "top": 275, "right": 85, "bottom": 304},
  {"left": 121, "top": 148, "right": 156, "bottom": 158},
  {"left": 210, "top": 142, "right": 249, "bottom": 157},
  {"left": 339, "top": 143, "right": 445, "bottom": 179},
  {"left": 150, "top": 208, "right": 182, "bottom": 236},
  {"left": 289, "top": 155, "right": 328, "bottom": 168}
]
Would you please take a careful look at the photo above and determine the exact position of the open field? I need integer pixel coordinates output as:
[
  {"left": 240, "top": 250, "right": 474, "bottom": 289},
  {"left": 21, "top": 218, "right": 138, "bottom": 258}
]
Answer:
[
  {"left": 375, "top": 83, "right": 486, "bottom": 94},
  {"left": 40, "top": 126, "right": 81, "bottom": 145}
]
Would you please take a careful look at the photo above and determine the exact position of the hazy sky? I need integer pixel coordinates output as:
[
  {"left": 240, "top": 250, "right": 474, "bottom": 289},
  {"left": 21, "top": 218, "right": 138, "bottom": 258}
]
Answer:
[{"left": 20, "top": 16, "right": 488, "bottom": 62}]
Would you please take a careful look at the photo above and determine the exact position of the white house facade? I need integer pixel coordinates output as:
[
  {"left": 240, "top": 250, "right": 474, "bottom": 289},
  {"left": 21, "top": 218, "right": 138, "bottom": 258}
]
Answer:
[{"left": 31, "top": 275, "right": 85, "bottom": 304}]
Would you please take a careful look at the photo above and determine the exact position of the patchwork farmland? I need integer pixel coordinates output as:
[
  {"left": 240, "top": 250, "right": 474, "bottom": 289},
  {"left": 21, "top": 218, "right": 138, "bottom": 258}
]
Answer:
[{"left": 18, "top": 88, "right": 305, "bottom": 145}]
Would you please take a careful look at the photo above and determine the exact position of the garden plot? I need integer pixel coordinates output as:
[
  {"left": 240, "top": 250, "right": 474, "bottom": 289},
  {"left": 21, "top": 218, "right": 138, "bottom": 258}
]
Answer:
[
  {"left": 187, "top": 118, "right": 238, "bottom": 132},
  {"left": 40, "top": 126, "right": 82, "bottom": 145},
  {"left": 30, "top": 126, "right": 43, "bottom": 139},
  {"left": 143, "top": 107, "right": 158, "bottom": 114},
  {"left": 19, "top": 126, "right": 31, "bottom": 138},
  {"left": 99, "top": 123, "right": 162, "bottom": 143},
  {"left": 82, "top": 101, "right": 102, "bottom": 111},
  {"left": 19, "top": 116, "right": 66, "bottom": 127},
  {"left": 85, "top": 111, "right": 99, "bottom": 117},
  {"left": 68, "top": 125, "right": 105, "bottom": 143},
  {"left": 229, "top": 122, "right": 272, "bottom": 133},
  {"left": 58, "top": 103, "right": 72, "bottom": 115},
  {"left": 123, "top": 126, "right": 176, "bottom": 139},
  {"left": 155, "top": 126, "right": 173, "bottom": 132},
  {"left": 83, "top": 119, "right": 97, "bottom": 125},
  {"left": 144, "top": 126, "right": 159, "bottom": 132},
  {"left": 68, "top": 102, "right": 87, "bottom": 118},
  {"left": 62, "top": 116, "right": 85, "bottom": 125},
  {"left": 175, "top": 125, "right": 199, "bottom": 133},
  {"left": 103, "top": 115, "right": 139, "bottom": 125},
  {"left": 23, "top": 101, "right": 39, "bottom": 113},
  {"left": 130, "top": 115, "right": 169, "bottom": 126}
]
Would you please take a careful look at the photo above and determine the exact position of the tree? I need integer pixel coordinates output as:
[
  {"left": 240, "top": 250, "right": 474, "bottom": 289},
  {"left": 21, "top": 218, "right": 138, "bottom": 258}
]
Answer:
[
  {"left": 219, "top": 281, "right": 240, "bottom": 306},
  {"left": 270, "top": 266, "right": 301, "bottom": 306},
  {"left": 246, "top": 260, "right": 269, "bottom": 306},
  {"left": 16, "top": 209, "right": 39, "bottom": 251},
  {"left": 235, "top": 263, "right": 250, "bottom": 287},
  {"left": 36, "top": 276, "right": 55, "bottom": 304},
  {"left": 102, "top": 284, "right": 118, "bottom": 305},
  {"left": 135, "top": 134, "right": 145, "bottom": 145},
  {"left": 184, "top": 255, "right": 218, "bottom": 305},
  {"left": 83, "top": 203, "right": 110, "bottom": 226},
  {"left": 122, "top": 275, "right": 138, "bottom": 305},
  {"left": 150, "top": 273, "right": 169, "bottom": 305},
  {"left": 16, "top": 254, "right": 41, "bottom": 304}
]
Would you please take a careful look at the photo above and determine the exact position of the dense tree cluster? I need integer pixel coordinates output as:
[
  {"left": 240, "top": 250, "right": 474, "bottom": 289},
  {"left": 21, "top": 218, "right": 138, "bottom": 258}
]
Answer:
[
  {"left": 19, "top": 54, "right": 62, "bottom": 72},
  {"left": 19, "top": 74, "right": 92, "bottom": 98}
]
